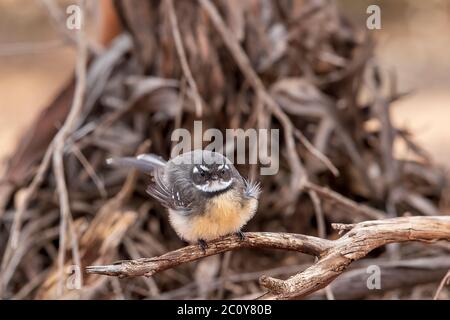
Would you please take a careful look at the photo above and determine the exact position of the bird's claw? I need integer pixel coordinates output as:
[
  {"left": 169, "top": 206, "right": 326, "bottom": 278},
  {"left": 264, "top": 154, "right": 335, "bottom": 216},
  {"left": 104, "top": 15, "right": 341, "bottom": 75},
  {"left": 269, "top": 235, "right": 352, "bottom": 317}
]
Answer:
[
  {"left": 236, "top": 231, "right": 246, "bottom": 241},
  {"left": 198, "top": 239, "right": 208, "bottom": 253}
]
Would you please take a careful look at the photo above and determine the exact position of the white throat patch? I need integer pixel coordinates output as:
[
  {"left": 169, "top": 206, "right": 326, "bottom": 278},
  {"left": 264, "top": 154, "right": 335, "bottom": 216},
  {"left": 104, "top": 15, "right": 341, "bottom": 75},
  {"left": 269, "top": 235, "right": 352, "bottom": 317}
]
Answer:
[{"left": 194, "top": 179, "right": 233, "bottom": 193}]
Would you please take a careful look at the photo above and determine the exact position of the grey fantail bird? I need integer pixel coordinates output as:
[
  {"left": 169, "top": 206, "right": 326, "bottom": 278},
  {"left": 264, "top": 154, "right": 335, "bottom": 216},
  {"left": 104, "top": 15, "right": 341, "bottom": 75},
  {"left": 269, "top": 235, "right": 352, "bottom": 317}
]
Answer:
[{"left": 107, "top": 150, "right": 260, "bottom": 249}]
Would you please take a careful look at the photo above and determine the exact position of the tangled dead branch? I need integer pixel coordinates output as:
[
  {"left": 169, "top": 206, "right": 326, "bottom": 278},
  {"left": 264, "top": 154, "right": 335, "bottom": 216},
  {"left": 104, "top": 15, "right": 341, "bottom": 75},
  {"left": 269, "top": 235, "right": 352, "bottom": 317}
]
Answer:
[
  {"left": 86, "top": 216, "right": 450, "bottom": 299},
  {"left": 1, "top": 0, "right": 449, "bottom": 300}
]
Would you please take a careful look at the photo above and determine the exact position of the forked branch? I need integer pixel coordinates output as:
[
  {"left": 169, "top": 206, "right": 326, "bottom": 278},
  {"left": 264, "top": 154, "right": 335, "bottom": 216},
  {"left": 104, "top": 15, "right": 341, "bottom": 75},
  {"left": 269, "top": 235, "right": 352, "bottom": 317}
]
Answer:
[{"left": 86, "top": 216, "right": 450, "bottom": 299}]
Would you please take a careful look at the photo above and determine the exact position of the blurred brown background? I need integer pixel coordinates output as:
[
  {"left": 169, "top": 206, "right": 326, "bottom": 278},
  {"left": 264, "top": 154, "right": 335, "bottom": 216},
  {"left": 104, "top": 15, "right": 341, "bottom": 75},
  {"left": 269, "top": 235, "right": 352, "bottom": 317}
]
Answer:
[{"left": 0, "top": 0, "right": 449, "bottom": 168}]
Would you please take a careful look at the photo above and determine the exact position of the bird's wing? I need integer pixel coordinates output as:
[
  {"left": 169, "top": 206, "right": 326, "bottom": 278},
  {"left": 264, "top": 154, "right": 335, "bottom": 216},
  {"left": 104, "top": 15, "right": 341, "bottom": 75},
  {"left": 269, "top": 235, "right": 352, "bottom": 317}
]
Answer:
[
  {"left": 243, "top": 178, "right": 261, "bottom": 199},
  {"left": 108, "top": 154, "right": 192, "bottom": 214},
  {"left": 146, "top": 169, "right": 193, "bottom": 215}
]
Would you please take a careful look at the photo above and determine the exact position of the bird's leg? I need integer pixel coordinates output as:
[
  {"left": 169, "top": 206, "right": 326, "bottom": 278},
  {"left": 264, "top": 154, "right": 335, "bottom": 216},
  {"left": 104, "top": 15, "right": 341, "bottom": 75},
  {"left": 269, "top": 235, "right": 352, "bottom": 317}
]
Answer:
[
  {"left": 198, "top": 239, "right": 208, "bottom": 253},
  {"left": 236, "top": 231, "right": 246, "bottom": 241}
]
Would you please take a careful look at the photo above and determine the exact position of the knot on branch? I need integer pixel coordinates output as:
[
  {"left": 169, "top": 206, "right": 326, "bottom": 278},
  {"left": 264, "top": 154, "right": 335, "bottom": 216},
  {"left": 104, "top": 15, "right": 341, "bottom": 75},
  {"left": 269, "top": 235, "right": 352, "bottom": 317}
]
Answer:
[
  {"left": 259, "top": 275, "right": 289, "bottom": 294},
  {"left": 331, "top": 223, "right": 356, "bottom": 235}
]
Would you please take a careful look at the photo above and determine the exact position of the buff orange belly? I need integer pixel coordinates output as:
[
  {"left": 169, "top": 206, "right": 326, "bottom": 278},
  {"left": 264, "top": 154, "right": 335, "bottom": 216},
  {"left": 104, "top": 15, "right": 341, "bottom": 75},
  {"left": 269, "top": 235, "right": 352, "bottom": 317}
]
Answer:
[{"left": 169, "top": 192, "right": 257, "bottom": 243}]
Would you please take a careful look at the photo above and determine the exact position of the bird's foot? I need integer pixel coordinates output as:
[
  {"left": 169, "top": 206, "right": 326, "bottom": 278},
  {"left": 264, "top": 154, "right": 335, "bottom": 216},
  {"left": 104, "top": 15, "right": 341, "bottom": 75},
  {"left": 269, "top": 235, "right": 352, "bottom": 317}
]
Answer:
[
  {"left": 236, "top": 231, "right": 246, "bottom": 241},
  {"left": 198, "top": 239, "right": 208, "bottom": 253}
]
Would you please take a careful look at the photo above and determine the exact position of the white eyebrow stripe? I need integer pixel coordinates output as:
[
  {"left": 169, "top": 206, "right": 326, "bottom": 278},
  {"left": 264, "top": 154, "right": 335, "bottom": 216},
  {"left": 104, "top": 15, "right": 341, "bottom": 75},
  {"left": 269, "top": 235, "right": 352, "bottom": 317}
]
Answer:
[
  {"left": 193, "top": 167, "right": 199, "bottom": 173},
  {"left": 199, "top": 165, "right": 209, "bottom": 171},
  {"left": 225, "top": 164, "right": 229, "bottom": 170},
  {"left": 218, "top": 164, "right": 225, "bottom": 170}
]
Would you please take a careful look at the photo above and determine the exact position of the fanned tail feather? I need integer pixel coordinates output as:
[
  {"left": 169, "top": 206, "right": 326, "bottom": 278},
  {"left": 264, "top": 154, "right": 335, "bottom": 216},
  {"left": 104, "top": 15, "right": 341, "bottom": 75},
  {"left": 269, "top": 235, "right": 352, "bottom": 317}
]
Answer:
[{"left": 106, "top": 153, "right": 167, "bottom": 173}]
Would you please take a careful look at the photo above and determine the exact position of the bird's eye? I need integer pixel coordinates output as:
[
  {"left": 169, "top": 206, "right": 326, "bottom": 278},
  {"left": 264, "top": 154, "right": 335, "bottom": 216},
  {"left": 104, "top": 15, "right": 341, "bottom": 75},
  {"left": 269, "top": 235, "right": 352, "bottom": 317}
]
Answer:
[
  {"left": 193, "top": 167, "right": 208, "bottom": 185},
  {"left": 220, "top": 168, "right": 230, "bottom": 180}
]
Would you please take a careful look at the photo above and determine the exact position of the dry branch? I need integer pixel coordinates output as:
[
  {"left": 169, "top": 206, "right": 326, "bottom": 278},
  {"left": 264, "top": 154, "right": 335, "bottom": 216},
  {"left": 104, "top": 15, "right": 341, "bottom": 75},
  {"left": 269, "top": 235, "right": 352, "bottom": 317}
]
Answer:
[
  {"left": 198, "top": 0, "right": 308, "bottom": 199},
  {"left": 434, "top": 269, "right": 450, "bottom": 300},
  {"left": 86, "top": 232, "right": 331, "bottom": 277},
  {"left": 87, "top": 216, "right": 450, "bottom": 299},
  {"left": 166, "top": 0, "right": 203, "bottom": 117},
  {"left": 304, "top": 182, "right": 385, "bottom": 220},
  {"left": 259, "top": 216, "right": 450, "bottom": 299},
  {"left": 52, "top": 0, "right": 88, "bottom": 295}
]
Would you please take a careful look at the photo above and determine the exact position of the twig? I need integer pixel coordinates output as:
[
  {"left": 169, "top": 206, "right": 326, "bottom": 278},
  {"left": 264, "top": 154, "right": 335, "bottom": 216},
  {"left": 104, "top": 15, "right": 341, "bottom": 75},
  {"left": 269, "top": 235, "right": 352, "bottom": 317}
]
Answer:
[
  {"left": 0, "top": 1, "right": 94, "bottom": 297},
  {"left": 12, "top": 271, "right": 50, "bottom": 300},
  {"left": 323, "top": 256, "right": 450, "bottom": 300},
  {"left": 166, "top": 0, "right": 203, "bottom": 117},
  {"left": 52, "top": 0, "right": 88, "bottom": 297},
  {"left": 40, "top": 0, "right": 101, "bottom": 54},
  {"left": 72, "top": 144, "right": 107, "bottom": 198},
  {"left": 367, "top": 63, "right": 398, "bottom": 190},
  {"left": 304, "top": 181, "right": 385, "bottom": 220},
  {"left": 0, "top": 143, "right": 54, "bottom": 296},
  {"left": 2, "top": 214, "right": 59, "bottom": 291},
  {"left": 123, "top": 237, "right": 160, "bottom": 296},
  {"left": 294, "top": 129, "right": 339, "bottom": 177},
  {"left": 86, "top": 216, "right": 450, "bottom": 300},
  {"left": 198, "top": 0, "right": 307, "bottom": 201},
  {"left": 307, "top": 189, "right": 335, "bottom": 299},
  {"left": 433, "top": 269, "right": 450, "bottom": 300},
  {"left": 308, "top": 190, "right": 326, "bottom": 238},
  {"left": 157, "top": 263, "right": 312, "bottom": 299}
]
